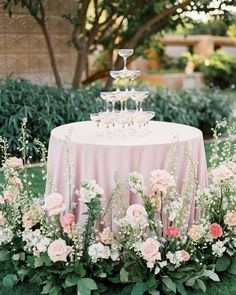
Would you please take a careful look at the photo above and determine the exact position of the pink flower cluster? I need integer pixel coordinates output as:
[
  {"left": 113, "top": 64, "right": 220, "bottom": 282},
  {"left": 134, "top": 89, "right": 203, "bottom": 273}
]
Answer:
[{"left": 150, "top": 169, "right": 175, "bottom": 194}]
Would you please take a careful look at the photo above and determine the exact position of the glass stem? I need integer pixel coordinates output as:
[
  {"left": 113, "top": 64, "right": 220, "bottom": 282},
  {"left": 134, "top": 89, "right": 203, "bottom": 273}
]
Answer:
[
  {"left": 136, "top": 101, "right": 139, "bottom": 111},
  {"left": 123, "top": 57, "right": 127, "bottom": 70},
  {"left": 106, "top": 101, "right": 109, "bottom": 112}
]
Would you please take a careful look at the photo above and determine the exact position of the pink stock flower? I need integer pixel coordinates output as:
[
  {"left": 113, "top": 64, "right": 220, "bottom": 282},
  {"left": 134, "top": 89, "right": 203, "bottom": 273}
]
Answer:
[
  {"left": 3, "top": 190, "right": 17, "bottom": 202},
  {"left": 180, "top": 250, "right": 190, "bottom": 262},
  {"left": 6, "top": 157, "right": 23, "bottom": 169},
  {"left": 0, "top": 195, "right": 5, "bottom": 204},
  {"left": 47, "top": 238, "right": 72, "bottom": 262},
  {"left": 166, "top": 226, "right": 181, "bottom": 238},
  {"left": 211, "top": 164, "right": 233, "bottom": 184},
  {"left": 60, "top": 214, "right": 75, "bottom": 228},
  {"left": 209, "top": 223, "right": 223, "bottom": 238},
  {"left": 150, "top": 169, "right": 175, "bottom": 194}
]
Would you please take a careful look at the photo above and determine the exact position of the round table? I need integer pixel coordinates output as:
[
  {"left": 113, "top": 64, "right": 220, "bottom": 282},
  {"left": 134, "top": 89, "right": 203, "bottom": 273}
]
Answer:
[{"left": 46, "top": 121, "right": 207, "bottom": 230}]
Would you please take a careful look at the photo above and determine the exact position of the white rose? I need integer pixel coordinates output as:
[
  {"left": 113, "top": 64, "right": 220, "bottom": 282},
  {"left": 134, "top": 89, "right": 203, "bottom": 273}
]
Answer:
[{"left": 125, "top": 204, "right": 148, "bottom": 227}]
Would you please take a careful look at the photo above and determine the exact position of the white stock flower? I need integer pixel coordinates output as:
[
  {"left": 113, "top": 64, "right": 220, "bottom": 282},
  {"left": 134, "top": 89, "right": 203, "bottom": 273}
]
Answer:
[
  {"left": 166, "top": 251, "right": 183, "bottom": 268},
  {"left": 212, "top": 240, "right": 226, "bottom": 257},
  {"left": 80, "top": 180, "right": 104, "bottom": 203},
  {"left": 22, "top": 229, "right": 51, "bottom": 253},
  {"left": 128, "top": 172, "right": 145, "bottom": 194},
  {"left": 0, "top": 228, "right": 14, "bottom": 246},
  {"left": 88, "top": 242, "right": 111, "bottom": 263}
]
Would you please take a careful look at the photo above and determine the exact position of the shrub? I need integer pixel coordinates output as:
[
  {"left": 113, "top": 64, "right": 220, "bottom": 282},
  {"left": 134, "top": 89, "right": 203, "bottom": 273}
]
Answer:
[
  {"left": 0, "top": 78, "right": 102, "bottom": 159},
  {"left": 0, "top": 78, "right": 232, "bottom": 160},
  {"left": 202, "top": 50, "right": 236, "bottom": 89},
  {"left": 143, "top": 87, "right": 232, "bottom": 135}
]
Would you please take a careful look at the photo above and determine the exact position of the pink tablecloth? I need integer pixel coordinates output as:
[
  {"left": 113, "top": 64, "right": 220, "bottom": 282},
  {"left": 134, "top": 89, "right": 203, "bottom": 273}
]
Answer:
[{"left": 46, "top": 121, "right": 207, "bottom": 229}]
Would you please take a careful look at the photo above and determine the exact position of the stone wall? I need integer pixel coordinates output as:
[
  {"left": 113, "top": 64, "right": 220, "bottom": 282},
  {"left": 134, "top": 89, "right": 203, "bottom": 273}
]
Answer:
[{"left": 0, "top": 0, "right": 77, "bottom": 84}]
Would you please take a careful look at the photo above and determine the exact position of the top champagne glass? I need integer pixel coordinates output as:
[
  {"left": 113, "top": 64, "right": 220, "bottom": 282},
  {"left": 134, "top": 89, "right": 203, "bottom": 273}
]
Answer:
[{"left": 118, "top": 49, "right": 134, "bottom": 70}]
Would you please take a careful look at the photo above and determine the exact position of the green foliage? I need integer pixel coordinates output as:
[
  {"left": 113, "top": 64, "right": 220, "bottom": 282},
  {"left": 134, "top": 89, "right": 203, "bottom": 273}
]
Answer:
[
  {"left": 0, "top": 77, "right": 102, "bottom": 159},
  {"left": 144, "top": 87, "right": 232, "bottom": 135},
  {"left": 202, "top": 50, "right": 236, "bottom": 89},
  {"left": 185, "top": 19, "right": 230, "bottom": 36}
]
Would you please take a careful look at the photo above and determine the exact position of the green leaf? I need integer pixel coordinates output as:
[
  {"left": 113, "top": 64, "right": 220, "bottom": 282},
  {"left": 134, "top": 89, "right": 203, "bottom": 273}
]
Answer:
[
  {"left": 42, "top": 281, "right": 53, "bottom": 294},
  {"left": 2, "top": 274, "right": 17, "bottom": 289},
  {"left": 216, "top": 255, "right": 231, "bottom": 272},
  {"left": 12, "top": 254, "right": 20, "bottom": 261},
  {"left": 131, "top": 282, "right": 147, "bottom": 295},
  {"left": 196, "top": 279, "right": 206, "bottom": 292},
  {"left": 77, "top": 278, "right": 97, "bottom": 295},
  {"left": 17, "top": 268, "right": 29, "bottom": 281},
  {"left": 0, "top": 249, "right": 10, "bottom": 261},
  {"left": 176, "top": 282, "right": 187, "bottom": 295},
  {"left": 64, "top": 275, "right": 79, "bottom": 288},
  {"left": 49, "top": 286, "right": 61, "bottom": 295},
  {"left": 74, "top": 262, "right": 86, "bottom": 277},
  {"left": 120, "top": 268, "right": 129, "bottom": 283},
  {"left": 148, "top": 291, "right": 160, "bottom": 295},
  {"left": 34, "top": 257, "right": 44, "bottom": 268},
  {"left": 228, "top": 257, "right": 236, "bottom": 274},
  {"left": 163, "top": 277, "right": 176, "bottom": 293},
  {"left": 185, "top": 278, "right": 196, "bottom": 287},
  {"left": 203, "top": 270, "right": 220, "bottom": 282}
]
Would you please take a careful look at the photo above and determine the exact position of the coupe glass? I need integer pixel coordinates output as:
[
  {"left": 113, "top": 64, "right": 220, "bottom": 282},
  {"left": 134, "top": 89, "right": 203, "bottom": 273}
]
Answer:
[
  {"left": 100, "top": 92, "right": 118, "bottom": 112},
  {"left": 116, "top": 90, "right": 130, "bottom": 111},
  {"left": 118, "top": 49, "right": 134, "bottom": 70},
  {"left": 130, "top": 90, "right": 149, "bottom": 112},
  {"left": 110, "top": 70, "right": 123, "bottom": 91}
]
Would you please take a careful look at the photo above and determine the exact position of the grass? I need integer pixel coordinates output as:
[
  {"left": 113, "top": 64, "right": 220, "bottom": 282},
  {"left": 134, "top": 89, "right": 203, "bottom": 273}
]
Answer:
[{"left": 0, "top": 143, "right": 235, "bottom": 294}]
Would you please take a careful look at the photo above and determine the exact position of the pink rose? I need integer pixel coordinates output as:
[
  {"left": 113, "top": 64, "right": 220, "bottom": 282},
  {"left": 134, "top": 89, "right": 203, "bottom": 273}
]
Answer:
[
  {"left": 180, "top": 250, "right": 190, "bottom": 262},
  {"left": 139, "top": 237, "right": 161, "bottom": 262},
  {"left": 44, "top": 192, "right": 66, "bottom": 217},
  {"left": 60, "top": 214, "right": 75, "bottom": 228},
  {"left": 47, "top": 238, "right": 72, "bottom": 262},
  {"left": 166, "top": 226, "right": 181, "bottom": 238},
  {"left": 6, "top": 157, "right": 23, "bottom": 169},
  {"left": 0, "top": 212, "right": 5, "bottom": 225},
  {"left": 4, "top": 190, "right": 17, "bottom": 202},
  {"left": 125, "top": 204, "right": 147, "bottom": 227},
  {"left": 209, "top": 223, "right": 223, "bottom": 238}
]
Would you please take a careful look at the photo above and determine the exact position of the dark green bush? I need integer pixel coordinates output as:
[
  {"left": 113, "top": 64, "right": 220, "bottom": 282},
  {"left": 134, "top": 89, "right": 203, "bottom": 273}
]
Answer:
[
  {"left": 143, "top": 87, "right": 232, "bottom": 135},
  {"left": 0, "top": 78, "right": 102, "bottom": 159},
  {"left": 0, "top": 78, "right": 232, "bottom": 160},
  {"left": 202, "top": 50, "right": 236, "bottom": 89}
]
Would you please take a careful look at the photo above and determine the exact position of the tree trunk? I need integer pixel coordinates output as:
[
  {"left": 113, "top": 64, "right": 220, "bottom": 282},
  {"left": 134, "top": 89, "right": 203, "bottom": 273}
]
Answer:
[
  {"left": 40, "top": 22, "right": 62, "bottom": 87},
  {"left": 72, "top": 48, "right": 88, "bottom": 88}
]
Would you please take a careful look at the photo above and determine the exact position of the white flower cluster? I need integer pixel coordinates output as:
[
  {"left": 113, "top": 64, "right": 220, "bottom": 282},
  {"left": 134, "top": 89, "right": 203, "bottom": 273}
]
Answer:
[
  {"left": 0, "top": 227, "right": 14, "bottom": 246},
  {"left": 166, "top": 250, "right": 189, "bottom": 268},
  {"left": 128, "top": 172, "right": 145, "bottom": 194},
  {"left": 88, "top": 242, "right": 119, "bottom": 263},
  {"left": 79, "top": 180, "right": 104, "bottom": 203},
  {"left": 212, "top": 240, "right": 226, "bottom": 257},
  {"left": 22, "top": 229, "right": 51, "bottom": 253}
]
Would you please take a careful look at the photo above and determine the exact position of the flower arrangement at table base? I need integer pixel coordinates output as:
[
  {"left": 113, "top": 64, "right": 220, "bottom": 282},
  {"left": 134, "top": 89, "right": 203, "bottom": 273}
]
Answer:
[{"left": 1, "top": 120, "right": 236, "bottom": 295}]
